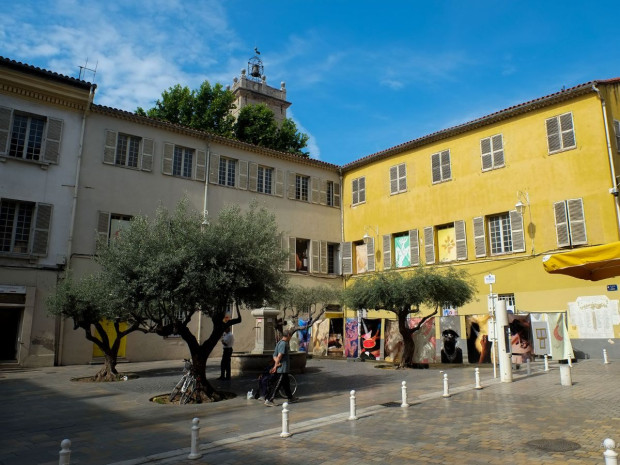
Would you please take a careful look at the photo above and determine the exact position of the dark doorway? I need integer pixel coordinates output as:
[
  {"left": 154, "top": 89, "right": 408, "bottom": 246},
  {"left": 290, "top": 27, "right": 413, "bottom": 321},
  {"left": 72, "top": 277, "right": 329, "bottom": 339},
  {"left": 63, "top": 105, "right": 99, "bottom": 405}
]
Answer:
[{"left": 0, "top": 308, "right": 22, "bottom": 360}]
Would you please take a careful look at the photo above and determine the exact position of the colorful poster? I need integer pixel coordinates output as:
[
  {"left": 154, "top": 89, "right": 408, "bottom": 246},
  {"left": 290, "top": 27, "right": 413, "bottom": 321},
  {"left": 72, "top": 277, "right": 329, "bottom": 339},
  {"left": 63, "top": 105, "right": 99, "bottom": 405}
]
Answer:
[
  {"left": 311, "top": 319, "right": 329, "bottom": 355},
  {"left": 344, "top": 318, "right": 359, "bottom": 358},
  {"left": 384, "top": 320, "right": 403, "bottom": 363},
  {"left": 356, "top": 243, "right": 368, "bottom": 273},
  {"left": 509, "top": 314, "right": 533, "bottom": 365},
  {"left": 360, "top": 318, "right": 381, "bottom": 360},
  {"left": 297, "top": 318, "right": 310, "bottom": 353},
  {"left": 466, "top": 315, "right": 493, "bottom": 363},
  {"left": 327, "top": 318, "right": 343, "bottom": 353},
  {"left": 531, "top": 320, "right": 550, "bottom": 356},
  {"left": 440, "top": 316, "right": 463, "bottom": 364},
  {"left": 438, "top": 226, "right": 456, "bottom": 262},
  {"left": 408, "top": 317, "right": 437, "bottom": 363},
  {"left": 394, "top": 235, "right": 411, "bottom": 268},
  {"left": 548, "top": 313, "right": 574, "bottom": 361}
]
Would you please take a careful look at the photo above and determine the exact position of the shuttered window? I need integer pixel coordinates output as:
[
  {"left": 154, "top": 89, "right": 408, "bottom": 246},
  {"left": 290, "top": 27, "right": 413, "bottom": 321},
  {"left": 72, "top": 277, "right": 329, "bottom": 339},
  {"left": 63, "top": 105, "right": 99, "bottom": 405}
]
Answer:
[
  {"left": 431, "top": 150, "right": 451, "bottom": 183},
  {"left": 352, "top": 176, "right": 366, "bottom": 205},
  {"left": 473, "top": 216, "right": 487, "bottom": 257},
  {"left": 218, "top": 157, "right": 236, "bottom": 186},
  {"left": 487, "top": 211, "right": 524, "bottom": 254},
  {"left": 382, "top": 234, "right": 392, "bottom": 270},
  {"left": 103, "top": 130, "right": 154, "bottom": 171},
  {"left": 256, "top": 166, "right": 273, "bottom": 194},
  {"left": 409, "top": 229, "right": 420, "bottom": 266},
  {"left": 480, "top": 134, "right": 505, "bottom": 171},
  {"left": 455, "top": 220, "right": 467, "bottom": 260},
  {"left": 0, "top": 199, "right": 52, "bottom": 256},
  {"left": 546, "top": 112, "right": 576, "bottom": 154},
  {"left": 554, "top": 198, "right": 587, "bottom": 247},
  {"left": 423, "top": 226, "right": 435, "bottom": 264},
  {"left": 342, "top": 242, "right": 353, "bottom": 275},
  {"left": 389, "top": 163, "right": 407, "bottom": 194}
]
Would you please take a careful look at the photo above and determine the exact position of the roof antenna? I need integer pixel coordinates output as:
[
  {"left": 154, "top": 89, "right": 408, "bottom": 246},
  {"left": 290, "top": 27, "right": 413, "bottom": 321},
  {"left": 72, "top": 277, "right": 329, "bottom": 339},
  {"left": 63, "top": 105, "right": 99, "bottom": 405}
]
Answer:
[{"left": 78, "top": 58, "right": 98, "bottom": 82}]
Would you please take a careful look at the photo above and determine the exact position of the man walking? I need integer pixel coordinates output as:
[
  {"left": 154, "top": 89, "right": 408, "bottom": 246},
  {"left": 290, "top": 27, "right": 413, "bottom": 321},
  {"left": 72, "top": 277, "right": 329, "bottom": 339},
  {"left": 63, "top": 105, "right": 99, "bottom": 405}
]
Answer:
[
  {"left": 218, "top": 327, "right": 234, "bottom": 380},
  {"left": 265, "top": 329, "right": 299, "bottom": 406}
]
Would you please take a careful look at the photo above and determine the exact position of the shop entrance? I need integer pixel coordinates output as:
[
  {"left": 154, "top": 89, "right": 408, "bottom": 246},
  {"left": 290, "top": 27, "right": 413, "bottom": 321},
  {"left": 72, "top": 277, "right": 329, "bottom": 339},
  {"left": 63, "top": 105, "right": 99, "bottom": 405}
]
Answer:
[{"left": 0, "top": 293, "right": 24, "bottom": 361}]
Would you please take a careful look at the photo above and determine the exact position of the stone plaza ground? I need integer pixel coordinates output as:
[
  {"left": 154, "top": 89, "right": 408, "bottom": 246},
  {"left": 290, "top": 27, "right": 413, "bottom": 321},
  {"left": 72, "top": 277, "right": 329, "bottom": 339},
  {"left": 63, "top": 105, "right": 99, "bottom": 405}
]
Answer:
[{"left": 0, "top": 357, "right": 618, "bottom": 464}]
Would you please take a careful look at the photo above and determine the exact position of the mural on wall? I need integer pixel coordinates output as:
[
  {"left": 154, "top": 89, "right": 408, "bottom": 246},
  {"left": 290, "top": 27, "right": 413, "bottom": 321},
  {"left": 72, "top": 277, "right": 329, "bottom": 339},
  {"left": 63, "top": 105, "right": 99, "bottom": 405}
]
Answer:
[
  {"left": 466, "top": 315, "right": 493, "bottom": 363},
  {"left": 312, "top": 318, "right": 329, "bottom": 355},
  {"left": 360, "top": 318, "right": 381, "bottom": 360},
  {"left": 509, "top": 314, "right": 533, "bottom": 365},
  {"left": 384, "top": 318, "right": 437, "bottom": 364},
  {"left": 297, "top": 318, "right": 310, "bottom": 353},
  {"left": 568, "top": 296, "right": 620, "bottom": 339},
  {"left": 328, "top": 318, "right": 344, "bottom": 354},
  {"left": 344, "top": 318, "right": 359, "bottom": 358},
  {"left": 439, "top": 316, "right": 463, "bottom": 364}
]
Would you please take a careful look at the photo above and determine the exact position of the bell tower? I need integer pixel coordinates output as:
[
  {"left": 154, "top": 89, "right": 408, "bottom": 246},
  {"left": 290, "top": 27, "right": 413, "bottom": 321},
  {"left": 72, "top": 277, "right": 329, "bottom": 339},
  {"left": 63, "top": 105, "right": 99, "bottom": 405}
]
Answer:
[{"left": 230, "top": 49, "right": 291, "bottom": 124}]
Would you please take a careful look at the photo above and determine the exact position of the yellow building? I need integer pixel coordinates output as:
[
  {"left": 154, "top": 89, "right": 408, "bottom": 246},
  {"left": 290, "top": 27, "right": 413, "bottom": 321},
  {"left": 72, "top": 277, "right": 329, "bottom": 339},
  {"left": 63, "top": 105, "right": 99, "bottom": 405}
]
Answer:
[{"left": 340, "top": 80, "right": 620, "bottom": 363}]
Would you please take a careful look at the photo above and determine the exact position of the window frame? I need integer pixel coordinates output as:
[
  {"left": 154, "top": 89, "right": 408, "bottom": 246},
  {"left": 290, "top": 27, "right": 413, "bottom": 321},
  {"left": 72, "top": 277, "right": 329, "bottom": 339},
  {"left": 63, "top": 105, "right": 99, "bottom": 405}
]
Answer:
[
  {"left": 218, "top": 156, "right": 236, "bottom": 186},
  {"left": 295, "top": 175, "right": 310, "bottom": 201},
  {"left": 553, "top": 198, "right": 587, "bottom": 247},
  {"left": 389, "top": 163, "right": 407, "bottom": 195},
  {"left": 257, "top": 165, "right": 273, "bottom": 194},
  {"left": 352, "top": 176, "right": 366, "bottom": 206},
  {"left": 115, "top": 133, "right": 141, "bottom": 168},
  {"left": 9, "top": 113, "right": 45, "bottom": 161},
  {"left": 546, "top": 112, "right": 576, "bottom": 154},
  {"left": 480, "top": 134, "right": 505, "bottom": 171},
  {"left": 0, "top": 199, "right": 52, "bottom": 257},
  {"left": 431, "top": 149, "right": 452, "bottom": 184}
]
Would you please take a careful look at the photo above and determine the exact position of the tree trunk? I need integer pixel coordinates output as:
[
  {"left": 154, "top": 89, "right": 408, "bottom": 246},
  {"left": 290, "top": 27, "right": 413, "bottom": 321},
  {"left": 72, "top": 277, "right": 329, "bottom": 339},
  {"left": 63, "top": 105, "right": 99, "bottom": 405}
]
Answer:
[{"left": 93, "top": 352, "right": 120, "bottom": 381}]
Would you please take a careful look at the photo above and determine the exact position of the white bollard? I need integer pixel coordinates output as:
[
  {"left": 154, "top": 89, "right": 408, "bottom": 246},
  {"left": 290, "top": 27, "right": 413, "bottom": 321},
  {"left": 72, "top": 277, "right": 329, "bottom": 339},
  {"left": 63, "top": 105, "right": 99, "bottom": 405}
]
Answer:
[
  {"left": 474, "top": 368, "right": 482, "bottom": 390},
  {"left": 526, "top": 359, "right": 531, "bottom": 376},
  {"left": 280, "top": 402, "right": 291, "bottom": 438},
  {"left": 188, "top": 417, "right": 202, "bottom": 460},
  {"left": 603, "top": 438, "right": 618, "bottom": 465},
  {"left": 348, "top": 390, "right": 358, "bottom": 420},
  {"left": 442, "top": 373, "right": 451, "bottom": 398},
  {"left": 401, "top": 381, "right": 409, "bottom": 408},
  {"left": 59, "top": 439, "right": 71, "bottom": 465},
  {"left": 544, "top": 354, "right": 549, "bottom": 372},
  {"left": 559, "top": 364, "right": 572, "bottom": 386},
  {"left": 604, "top": 349, "right": 610, "bottom": 364}
]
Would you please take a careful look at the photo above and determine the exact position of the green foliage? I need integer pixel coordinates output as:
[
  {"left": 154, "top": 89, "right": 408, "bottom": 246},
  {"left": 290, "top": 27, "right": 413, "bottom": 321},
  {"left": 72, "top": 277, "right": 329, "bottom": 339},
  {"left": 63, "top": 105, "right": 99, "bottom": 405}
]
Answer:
[{"left": 234, "top": 104, "right": 278, "bottom": 147}]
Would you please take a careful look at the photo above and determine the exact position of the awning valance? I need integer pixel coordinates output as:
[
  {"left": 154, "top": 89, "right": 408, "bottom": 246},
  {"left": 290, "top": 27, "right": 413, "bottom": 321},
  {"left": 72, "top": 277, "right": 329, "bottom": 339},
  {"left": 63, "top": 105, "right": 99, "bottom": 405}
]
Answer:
[{"left": 542, "top": 242, "right": 620, "bottom": 281}]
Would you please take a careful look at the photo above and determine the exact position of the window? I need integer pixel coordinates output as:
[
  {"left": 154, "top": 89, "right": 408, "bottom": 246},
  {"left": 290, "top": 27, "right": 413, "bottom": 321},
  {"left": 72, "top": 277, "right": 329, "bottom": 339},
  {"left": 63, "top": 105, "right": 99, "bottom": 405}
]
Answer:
[
  {"left": 219, "top": 157, "right": 236, "bottom": 186},
  {"left": 423, "top": 221, "right": 466, "bottom": 265},
  {"left": 488, "top": 213, "right": 512, "bottom": 254},
  {"left": 431, "top": 149, "right": 451, "bottom": 183},
  {"left": 0, "top": 199, "right": 51, "bottom": 256},
  {"left": 173, "top": 146, "right": 194, "bottom": 178},
  {"left": 97, "top": 211, "right": 133, "bottom": 246},
  {"left": 327, "top": 243, "right": 338, "bottom": 274},
  {"left": 109, "top": 214, "right": 132, "bottom": 241},
  {"left": 554, "top": 199, "right": 587, "bottom": 247},
  {"left": 326, "top": 181, "right": 334, "bottom": 206},
  {"left": 352, "top": 176, "right": 366, "bottom": 205},
  {"left": 383, "top": 231, "right": 420, "bottom": 270},
  {"left": 257, "top": 166, "right": 273, "bottom": 194},
  {"left": 482, "top": 211, "right": 525, "bottom": 255},
  {"left": 546, "top": 112, "right": 576, "bottom": 154},
  {"left": 480, "top": 134, "right": 505, "bottom": 171},
  {"left": 498, "top": 294, "right": 516, "bottom": 313},
  {"left": 342, "top": 238, "right": 374, "bottom": 275},
  {"left": 390, "top": 163, "right": 407, "bottom": 194},
  {"left": 115, "top": 134, "right": 141, "bottom": 168},
  {"left": 0, "top": 107, "right": 63, "bottom": 164},
  {"left": 103, "top": 130, "right": 153, "bottom": 171},
  {"left": 296, "top": 175, "right": 309, "bottom": 201}
]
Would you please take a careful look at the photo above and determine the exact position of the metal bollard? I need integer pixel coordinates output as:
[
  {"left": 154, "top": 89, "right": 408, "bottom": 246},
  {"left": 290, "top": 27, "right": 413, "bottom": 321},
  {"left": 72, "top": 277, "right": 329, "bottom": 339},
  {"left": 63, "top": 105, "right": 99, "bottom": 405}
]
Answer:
[
  {"left": 603, "top": 438, "right": 618, "bottom": 465},
  {"left": 604, "top": 349, "right": 610, "bottom": 364},
  {"left": 59, "top": 439, "right": 71, "bottom": 465},
  {"left": 526, "top": 359, "right": 531, "bottom": 376},
  {"left": 188, "top": 417, "right": 202, "bottom": 460},
  {"left": 442, "top": 373, "right": 451, "bottom": 398},
  {"left": 348, "top": 390, "right": 358, "bottom": 420},
  {"left": 474, "top": 367, "right": 482, "bottom": 390},
  {"left": 544, "top": 354, "right": 549, "bottom": 372},
  {"left": 280, "top": 402, "right": 291, "bottom": 438},
  {"left": 401, "top": 381, "right": 409, "bottom": 407}
]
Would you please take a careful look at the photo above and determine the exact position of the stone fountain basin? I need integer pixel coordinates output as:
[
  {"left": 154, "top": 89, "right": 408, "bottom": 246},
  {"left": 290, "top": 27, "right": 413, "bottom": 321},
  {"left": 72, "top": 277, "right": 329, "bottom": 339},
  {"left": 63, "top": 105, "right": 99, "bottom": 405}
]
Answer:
[{"left": 230, "top": 351, "right": 307, "bottom": 376}]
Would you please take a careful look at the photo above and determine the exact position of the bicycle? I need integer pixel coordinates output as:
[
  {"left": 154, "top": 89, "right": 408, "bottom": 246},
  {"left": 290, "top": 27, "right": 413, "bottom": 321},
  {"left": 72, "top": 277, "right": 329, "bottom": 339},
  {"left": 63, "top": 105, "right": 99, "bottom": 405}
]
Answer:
[
  {"left": 268, "top": 373, "right": 298, "bottom": 399},
  {"left": 169, "top": 359, "right": 197, "bottom": 404}
]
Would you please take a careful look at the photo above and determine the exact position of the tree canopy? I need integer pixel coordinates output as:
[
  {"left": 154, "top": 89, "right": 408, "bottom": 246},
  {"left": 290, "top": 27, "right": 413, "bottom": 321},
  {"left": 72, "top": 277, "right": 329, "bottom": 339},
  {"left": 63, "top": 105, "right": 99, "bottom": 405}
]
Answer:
[
  {"left": 137, "top": 81, "right": 309, "bottom": 156},
  {"left": 343, "top": 268, "right": 476, "bottom": 367}
]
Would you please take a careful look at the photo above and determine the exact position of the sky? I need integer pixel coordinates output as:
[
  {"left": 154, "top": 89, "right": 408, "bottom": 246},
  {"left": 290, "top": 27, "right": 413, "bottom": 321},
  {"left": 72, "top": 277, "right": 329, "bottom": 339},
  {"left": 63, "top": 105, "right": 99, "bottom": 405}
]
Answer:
[{"left": 2, "top": 1, "right": 620, "bottom": 166}]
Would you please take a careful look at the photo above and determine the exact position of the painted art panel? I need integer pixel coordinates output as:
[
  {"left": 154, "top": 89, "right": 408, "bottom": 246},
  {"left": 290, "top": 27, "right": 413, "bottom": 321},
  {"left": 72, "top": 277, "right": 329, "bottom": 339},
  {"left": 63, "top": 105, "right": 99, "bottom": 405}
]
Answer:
[
  {"left": 297, "top": 318, "right": 310, "bottom": 353},
  {"left": 408, "top": 317, "right": 437, "bottom": 363},
  {"left": 344, "top": 318, "right": 359, "bottom": 358},
  {"left": 384, "top": 320, "right": 402, "bottom": 363},
  {"left": 327, "top": 318, "right": 344, "bottom": 354},
  {"left": 312, "top": 319, "right": 329, "bottom": 356},
  {"left": 439, "top": 316, "right": 463, "bottom": 363},
  {"left": 547, "top": 313, "right": 574, "bottom": 361},
  {"left": 356, "top": 243, "right": 368, "bottom": 273},
  {"left": 466, "top": 315, "right": 493, "bottom": 363},
  {"left": 394, "top": 234, "right": 411, "bottom": 268},
  {"left": 437, "top": 226, "right": 456, "bottom": 263},
  {"left": 508, "top": 314, "right": 533, "bottom": 364},
  {"left": 360, "top": 318, "right": 381, "bottom": 360}
]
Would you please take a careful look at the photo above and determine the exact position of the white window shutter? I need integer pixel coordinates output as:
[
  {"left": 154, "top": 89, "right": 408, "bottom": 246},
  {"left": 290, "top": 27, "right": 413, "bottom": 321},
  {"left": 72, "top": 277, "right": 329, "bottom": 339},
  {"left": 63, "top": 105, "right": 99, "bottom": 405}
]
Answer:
[
  {"left": 275, "top": 168, "right": 284, "bottom": 197},
  {"left": 431, "top": 153, "right": 441, "bottom": 183},
  {"left": 31, "top": 203, "right": 52, "bottom": 256},
  {"left": 238, "top": 160, "right": 248, "bottom": 189},
  {"left": 311, "top": 240, "right": 320, "bottom": 273},
  {"left": 398, "top": 163, "right": 407, "bottom": 192},
  {"left": 0, "top": 106, "right": 13, "bottom": 155},
  {"left": 423, "top": 226, "right": 435, "bottom": 265},
  {"left": 366, "top": 237, "right": 375, "bottom": 272},
  {"left": 97, "top": 211, "right": 111, "bottom": 248},
  {"left": 103, "top": 130, "right": 117, "bottom": 165},
  {"left": 567, "top": 198, "right": 587, "bottom": 245},
  {"left": 194, "top": 149, "right": 206, "bottom": 181},
  {"left": 546, "top": 117, "right": 562, "bottom": 153},
  {"left": 509, "top": 210, "right": 525, "bottom": 252},
  {"left": 320, "top": 240, "right": 328, "bottom": 274},
  {"left": 342, "top": 242, "right": 353, "bottom": 275},
  {"left": 492, "top": 134, "right": 504, "bottom": 167},
  {"left": 141, "top": 138, "right": 154, "bottom": 172},
  {"left": 473, "top": 216, "right": 487, "bottom": 257},
  {"left": 409, "top": 229, "right": 420, "bottom": 266},
  {"left": 553, "top": 201, "right": 570, "bottom": 247},
  {"left": 560, "top": 112, "right": 576, "bottom": 148},
  {"left": 389, "top": 166, "right": 398, "bottom": 194},
  {"left": 208, "top": 152, "right": 220, "bottom": 184},
  {"left": 480, "top": 137, "right": 493, "bottom": 170},
  {"left": 358, "top": 177, "right": 366, "bottom": 203},
  {"left": 333, "top": 182, "right": 341, "bottom": 207},
  {"left": 162, "top": 142, "right": 174, "bottom": 175},
  {"left": 441, "top": 150, "right": 451, "bottom": 180},
  {"left": 382, "top": 234, "right": 392, "bottom": 270},
  {"left": 455, "top": 220, "right": 467, "bottom": 260},
  {"left": 288, "top": 237, "right": 297, "bottom": 271},
  {"left": 352, "top": 178, "right": 359, "bottom": 204},
  {"left": 288, "top": 172, "right": 296, "bottom": 199},
  {"left": 248, "top": 163, "right": 258, "bottom": 191},
  {"left": 43, "top": 118, "right": 63, "bottom": 164},
  {"left": 311, "top": 177, "right": 320, "bottom": 203}
]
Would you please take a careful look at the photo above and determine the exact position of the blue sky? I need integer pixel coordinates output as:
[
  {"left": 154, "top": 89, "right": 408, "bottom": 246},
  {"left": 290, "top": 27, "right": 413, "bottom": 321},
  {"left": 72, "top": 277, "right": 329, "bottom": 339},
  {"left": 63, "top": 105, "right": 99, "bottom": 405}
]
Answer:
[{"left": 2, "top": 1, "right": 620, "bottom": 166}]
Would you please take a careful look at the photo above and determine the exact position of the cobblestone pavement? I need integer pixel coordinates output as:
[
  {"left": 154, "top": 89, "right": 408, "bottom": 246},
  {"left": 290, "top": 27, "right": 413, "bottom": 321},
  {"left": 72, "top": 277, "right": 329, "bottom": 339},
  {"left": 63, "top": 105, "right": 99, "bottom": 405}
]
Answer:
[{"left": 1, "top": 358, "right": 618, "bottom": 464}]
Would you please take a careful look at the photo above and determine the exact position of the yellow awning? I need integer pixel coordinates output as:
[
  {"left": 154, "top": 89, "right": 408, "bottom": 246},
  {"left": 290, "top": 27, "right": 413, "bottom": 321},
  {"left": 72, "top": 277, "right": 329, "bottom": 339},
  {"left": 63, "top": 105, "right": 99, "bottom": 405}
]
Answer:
[{"left": 542, "top": 242, "right": 620, "bottom": 281}]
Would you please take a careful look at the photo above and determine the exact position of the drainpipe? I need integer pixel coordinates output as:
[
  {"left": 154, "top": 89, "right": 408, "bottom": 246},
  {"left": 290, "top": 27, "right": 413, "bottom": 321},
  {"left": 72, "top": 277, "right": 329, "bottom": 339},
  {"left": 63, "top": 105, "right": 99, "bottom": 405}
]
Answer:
[
  {"left": 592, "top": 84, "right": 620, "bottom": 236},
  {"left": 57, "top": 84, "right": 96, "bottom": 366}
]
